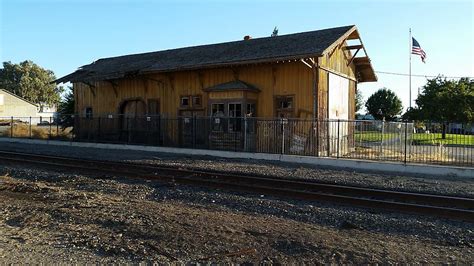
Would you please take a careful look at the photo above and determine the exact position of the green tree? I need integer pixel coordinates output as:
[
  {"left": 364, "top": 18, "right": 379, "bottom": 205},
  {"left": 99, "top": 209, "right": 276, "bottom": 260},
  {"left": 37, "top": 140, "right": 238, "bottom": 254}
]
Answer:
[
  {"left": 414, "top": 77, "right": 474, "bottom": 123},
  {"left": 365, "top": 88, "right": 403, "bottom": 121},
  {"left": 58, "top": 87, "right": 75, "bottom": 115},
  {"left": 0, "top": 60, "right": 63, "bottom": 108},
  {"left": 355, "top": 89, "right": 364, "bottom": 113},
  {"left": 402, "top": 107, "right": 423, "bottom": 121},
  {"left": 57, "top": 87, "right": 75, "bottom": 128}
]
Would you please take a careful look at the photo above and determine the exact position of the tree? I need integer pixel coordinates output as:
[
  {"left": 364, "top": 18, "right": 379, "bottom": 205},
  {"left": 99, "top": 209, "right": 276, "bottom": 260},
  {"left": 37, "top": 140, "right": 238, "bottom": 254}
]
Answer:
[
  {"left": 413, "top": 77, "right": 474, "bottom": 123},
  {"left": 57, "top": 87, "right": 75, "bottom": 128},
  {"left": 58, "top": 87, "right": 75, "bottom": 115},
  {"left": 402, "top": 107, "right": 423, "bottom": 121},
  {"left": 365, "top": 88, "right": 403, "bottom": 121},
  {"left": 355, "top": 89, "right": 364, "bottom": 113},
  {"left": 0, "top": 60, "right": 63, "bottom": 108},
  {"left": 271, "top": 26, "right": 278, "bottom": 37}
]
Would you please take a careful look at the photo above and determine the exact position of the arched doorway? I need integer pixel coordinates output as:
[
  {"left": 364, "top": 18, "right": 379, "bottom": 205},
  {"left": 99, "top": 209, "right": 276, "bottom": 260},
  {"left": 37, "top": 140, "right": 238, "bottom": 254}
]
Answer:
[{"left": 119, "top": 99, "right": 146, "bottom": 143}]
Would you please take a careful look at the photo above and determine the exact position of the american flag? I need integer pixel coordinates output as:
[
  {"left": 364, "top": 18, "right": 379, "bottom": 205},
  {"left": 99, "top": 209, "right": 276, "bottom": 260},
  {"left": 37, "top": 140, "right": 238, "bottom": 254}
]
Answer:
[{"left": 412, "top": 37, "right": 426, "bottom": 63}]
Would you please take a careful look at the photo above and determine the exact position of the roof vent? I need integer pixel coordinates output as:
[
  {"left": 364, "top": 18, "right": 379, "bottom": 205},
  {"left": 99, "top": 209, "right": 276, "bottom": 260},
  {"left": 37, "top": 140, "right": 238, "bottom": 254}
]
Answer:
[{"left": 243, "top": 35, "right": 252, "bottom": 40}]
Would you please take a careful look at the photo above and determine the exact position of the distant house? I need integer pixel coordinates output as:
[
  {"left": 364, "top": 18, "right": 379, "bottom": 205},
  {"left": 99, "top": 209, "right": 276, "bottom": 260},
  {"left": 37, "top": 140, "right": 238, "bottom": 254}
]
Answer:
[
  {"left": 0, "top": 89, "right": 38, "bottom": 122},
  {"left": 0, "top": 89, "right": 56, "bottom": 124},
  {"left": 37, "top": 104, "right": 57, "bottom": 122}
]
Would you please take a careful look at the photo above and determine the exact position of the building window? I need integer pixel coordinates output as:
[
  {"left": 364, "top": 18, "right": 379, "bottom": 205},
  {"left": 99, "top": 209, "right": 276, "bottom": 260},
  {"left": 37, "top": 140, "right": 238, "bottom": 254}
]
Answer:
[
  {"left": 180, "top": 96, "right": 190, "bottom": 108},
  {"left": 246, "top": 103, "right": 256, "bottom": 117},
  {"left": 211, "top": 103, "right": 225, "bottom": 116},
  {"left": 192, "top": 96, "right": 202, "bottom": 107},
  {"left": 228, "top": 103, "right": 242, "bottom": 132},
  {"left": 85, "top": 107, "right": 93, "bottom": 119},
  {"left": 277, "top": 96, "right": 293, "bottom": 109},
  {"left": 180, "top": 95, "right": 202, "bottom": 109},
  {"left": 275, "top": 96, "right": 294, "bottom": 118}
]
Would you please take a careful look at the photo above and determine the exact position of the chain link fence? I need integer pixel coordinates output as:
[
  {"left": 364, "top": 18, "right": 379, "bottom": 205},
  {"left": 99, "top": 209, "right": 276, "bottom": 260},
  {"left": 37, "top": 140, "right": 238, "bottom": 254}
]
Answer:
[{"left": 1, "top": 115, "right": 472, "bottom": 167}]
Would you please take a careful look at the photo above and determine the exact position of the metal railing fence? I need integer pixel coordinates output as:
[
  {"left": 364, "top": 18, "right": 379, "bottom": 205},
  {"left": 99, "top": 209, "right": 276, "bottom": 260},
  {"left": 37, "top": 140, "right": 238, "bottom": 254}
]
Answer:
[{"left": 0, "top": 115, "right": 472, "bottom": 167}]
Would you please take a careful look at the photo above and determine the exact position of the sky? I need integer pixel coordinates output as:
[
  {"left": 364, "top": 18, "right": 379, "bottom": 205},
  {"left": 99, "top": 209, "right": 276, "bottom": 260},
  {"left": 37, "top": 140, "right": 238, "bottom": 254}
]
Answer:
[{"left": 1, "top": 0, "right": 473, "bottom": 112}]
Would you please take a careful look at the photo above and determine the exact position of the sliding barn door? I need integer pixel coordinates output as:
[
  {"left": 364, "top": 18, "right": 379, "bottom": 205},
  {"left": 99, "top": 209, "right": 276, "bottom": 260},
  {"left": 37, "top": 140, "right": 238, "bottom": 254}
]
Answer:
[{"left": 328, "top": 73, "right": 349, "bottom": 155}]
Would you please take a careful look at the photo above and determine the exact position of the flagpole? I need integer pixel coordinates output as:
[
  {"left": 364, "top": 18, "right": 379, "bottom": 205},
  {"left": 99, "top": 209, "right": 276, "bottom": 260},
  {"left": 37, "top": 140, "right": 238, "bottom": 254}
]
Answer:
[{"left": 409, "top": 28, "right": 412, "bottom": 110}]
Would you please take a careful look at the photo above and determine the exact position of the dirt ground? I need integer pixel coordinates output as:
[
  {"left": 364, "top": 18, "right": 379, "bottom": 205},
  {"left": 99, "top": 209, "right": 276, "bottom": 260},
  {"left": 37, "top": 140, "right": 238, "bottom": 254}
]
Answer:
[{"left": 0, "top": 166, "right": 472, "bottom": 264}]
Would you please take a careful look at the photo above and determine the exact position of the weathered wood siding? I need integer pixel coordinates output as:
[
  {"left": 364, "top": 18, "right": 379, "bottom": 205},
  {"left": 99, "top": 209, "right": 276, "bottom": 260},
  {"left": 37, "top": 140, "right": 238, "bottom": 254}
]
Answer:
[
  {"left": 317, "top": 42, "right": 357, "bottom": 120},
  {"left": 74, "top": 43, "right": 357, "bottom": 153},
  {"left": 74, "top": 61, "right": 315, "bottom": 119}
]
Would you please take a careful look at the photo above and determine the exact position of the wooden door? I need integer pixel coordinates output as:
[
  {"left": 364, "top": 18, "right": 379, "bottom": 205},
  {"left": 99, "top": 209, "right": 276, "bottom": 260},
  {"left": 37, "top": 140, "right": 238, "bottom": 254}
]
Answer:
[
  {"left": 178, "top": 110, "right": 206, "bottom": 148},
  {"left": 120, "top": 100, "right": 146, "bottom": 143},
  {"left": 146, "top": 99, "right": 161, "bottom": 145}
]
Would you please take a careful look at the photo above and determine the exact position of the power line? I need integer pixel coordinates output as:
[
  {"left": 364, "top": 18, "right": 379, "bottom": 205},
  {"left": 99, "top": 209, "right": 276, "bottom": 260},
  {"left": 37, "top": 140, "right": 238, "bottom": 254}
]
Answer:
[{"left": 375, "top": 71, "right": 473, "bottom": 79}]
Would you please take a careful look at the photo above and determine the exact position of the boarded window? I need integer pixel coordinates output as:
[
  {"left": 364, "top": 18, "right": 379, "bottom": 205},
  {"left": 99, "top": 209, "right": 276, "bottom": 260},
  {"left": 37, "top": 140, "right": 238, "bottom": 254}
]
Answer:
[{"left": 192, "top": 96, "right": 202, "bottom": 107}]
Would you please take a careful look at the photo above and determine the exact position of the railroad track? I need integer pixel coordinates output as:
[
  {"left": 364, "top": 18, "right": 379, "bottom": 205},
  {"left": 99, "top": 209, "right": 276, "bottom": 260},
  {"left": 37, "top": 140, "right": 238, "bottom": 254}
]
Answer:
[{"left": 0, "top": 150, "right": 473, "bottom": 222}]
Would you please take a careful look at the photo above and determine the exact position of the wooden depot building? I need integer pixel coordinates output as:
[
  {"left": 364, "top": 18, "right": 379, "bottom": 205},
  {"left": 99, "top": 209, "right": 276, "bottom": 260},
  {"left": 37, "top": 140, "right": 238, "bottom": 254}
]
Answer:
[{"left": 56, "top": 25, "right": 376, "bottom": 154}]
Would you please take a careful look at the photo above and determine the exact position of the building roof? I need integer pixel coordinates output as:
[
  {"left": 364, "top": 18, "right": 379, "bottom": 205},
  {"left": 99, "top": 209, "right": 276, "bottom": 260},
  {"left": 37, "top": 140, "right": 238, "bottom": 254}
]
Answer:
[
  {"left": 203, "top": 80, "right": 260, "bottom": 92},
  {"left": 0, "top": 89, "right": 38, "bottom": 107},
  {"left": 56, "top": 25, "right": 376, "bottom": 84}
]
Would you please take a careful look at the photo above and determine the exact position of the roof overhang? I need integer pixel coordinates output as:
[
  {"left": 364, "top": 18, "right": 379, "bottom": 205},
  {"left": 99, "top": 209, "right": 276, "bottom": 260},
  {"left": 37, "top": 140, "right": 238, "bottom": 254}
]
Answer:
[
  {"left": 54, "top": 25, "right": 376, "bottom": 84},
  {"left": 321, "top": 26, "right": 377, "bottom": 83}
]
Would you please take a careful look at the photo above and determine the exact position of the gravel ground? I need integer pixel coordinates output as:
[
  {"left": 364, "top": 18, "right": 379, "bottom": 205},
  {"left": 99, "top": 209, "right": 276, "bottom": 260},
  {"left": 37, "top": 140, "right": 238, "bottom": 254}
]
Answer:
[
  {"left": 0, "top": 165, "right": 472, "bottom": 264},
  {"left": 0, "top": 142, "right": 473, "bottom": 197}
]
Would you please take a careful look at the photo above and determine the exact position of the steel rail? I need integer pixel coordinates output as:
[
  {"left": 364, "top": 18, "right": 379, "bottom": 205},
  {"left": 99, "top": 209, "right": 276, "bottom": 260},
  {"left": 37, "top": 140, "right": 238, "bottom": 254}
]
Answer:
[{"left": 0, "top": 150, "right": 472, "bottom": 222}]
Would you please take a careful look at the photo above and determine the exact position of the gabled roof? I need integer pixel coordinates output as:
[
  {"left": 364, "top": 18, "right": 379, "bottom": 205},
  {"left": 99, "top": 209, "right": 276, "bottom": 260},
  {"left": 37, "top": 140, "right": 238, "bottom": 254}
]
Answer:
[
  {"left": 203, "top": 80, "right": 260, "bottom": 92},
  {"left": 56, "top": 25, "right": 376, "bottom": 84},
  {"left": 0, "top": 89, "right": 38, "bottom": 107}
]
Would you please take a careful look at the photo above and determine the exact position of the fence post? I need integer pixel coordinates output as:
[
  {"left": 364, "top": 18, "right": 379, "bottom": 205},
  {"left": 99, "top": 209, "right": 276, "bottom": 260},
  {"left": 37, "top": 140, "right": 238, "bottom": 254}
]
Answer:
[
  {"left": 97, "top": 116, "right": 101, "bottom": 142},
  {"left": 127, "top": 117, "right": 130, "bottom": 144},
  {"left": 381, "top": 117, "right": 386, "bottom": 156},
  {"left": 336, "top": 119, "right": 340, "bottom": 158},
  {"left": 48, "top": 116, "right": 52, "bottom": 139},
  {"left": 10, "top": 116, "right": 13, "bottom": 138},
  {"left": 29, "top": 116, "right": 32, "bottom": 139},
  {"left": 234, "top": 119, "right": 237, "bottom": 152},
  {"left": 243, "top": 116, "right": 247, "bottom": 152},
  {"left": 281, "top": 119, "right": 285, "bottom": 154},
  {"left": 327, "top": 120, "right": 330, "bottom": 157},
  {"left": 192, "top": 115, "right": 196, "bottom": 149},
  {"left": 315, "top": 120, "right": 319, "bottom": 157},
  {"left": 404, "top": 120, "right": 408, "bottom": 164}
]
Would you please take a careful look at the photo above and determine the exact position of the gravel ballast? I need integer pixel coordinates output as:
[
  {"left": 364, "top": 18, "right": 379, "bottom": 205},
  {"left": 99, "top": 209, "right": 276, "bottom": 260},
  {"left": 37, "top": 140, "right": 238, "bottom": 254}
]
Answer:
[
  {"left": 0, "top": 142, "right": 472, "bottom": 197},
  {"left": 0, "top": 165, "right": 472, "bottom": 264}
]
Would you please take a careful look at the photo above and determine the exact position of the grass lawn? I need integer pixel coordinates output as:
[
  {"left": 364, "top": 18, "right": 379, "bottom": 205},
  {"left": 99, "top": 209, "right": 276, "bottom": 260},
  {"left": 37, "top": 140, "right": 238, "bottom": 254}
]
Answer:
[
  {"left": 354, "top": 131, "right": 398, "bottom": 142},
  {"left": 355, "top": 131, "right": 474, "bottom": 146},
  {"left": 412, "top": 133, "right": 474, "bottom": 146}
]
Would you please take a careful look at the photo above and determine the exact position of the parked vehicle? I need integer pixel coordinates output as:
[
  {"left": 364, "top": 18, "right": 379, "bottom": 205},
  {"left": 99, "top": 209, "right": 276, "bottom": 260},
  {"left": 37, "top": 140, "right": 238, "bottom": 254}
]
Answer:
[{"left": 37, "top": 120, "right": 50, "bottom": 126}]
